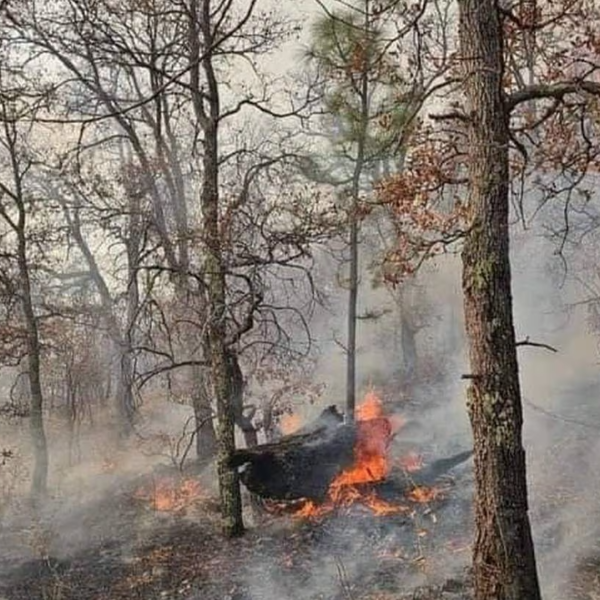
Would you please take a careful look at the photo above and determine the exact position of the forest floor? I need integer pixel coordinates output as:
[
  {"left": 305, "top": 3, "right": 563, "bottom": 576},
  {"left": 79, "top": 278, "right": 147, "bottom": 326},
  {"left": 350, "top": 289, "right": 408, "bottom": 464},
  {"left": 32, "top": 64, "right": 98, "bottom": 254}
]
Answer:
[
  {"left": 1, "top": 461, "right": 599, "bottom": 600},
  {"left": 0, "top": 461, "right": 475, "bottom": 600},
  {"left": 1, "top": 463, "right": 598, "bottom": 600},
  {"left": 1, "top": 388, "right": 599, "bottom": 600}
]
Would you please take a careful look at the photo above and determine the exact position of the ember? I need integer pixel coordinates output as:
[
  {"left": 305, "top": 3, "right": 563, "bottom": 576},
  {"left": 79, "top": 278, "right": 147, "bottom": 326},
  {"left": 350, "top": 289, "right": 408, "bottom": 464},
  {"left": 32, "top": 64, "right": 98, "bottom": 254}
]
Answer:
[
  {"left": 134, "top": 476, "right": 204, "bottom": 512},
  {"left": 398, "top": 452, "right": 424, "bottom": 473},
  {"left": 408, "top": 485, "right": 442, "bottom": 504}
]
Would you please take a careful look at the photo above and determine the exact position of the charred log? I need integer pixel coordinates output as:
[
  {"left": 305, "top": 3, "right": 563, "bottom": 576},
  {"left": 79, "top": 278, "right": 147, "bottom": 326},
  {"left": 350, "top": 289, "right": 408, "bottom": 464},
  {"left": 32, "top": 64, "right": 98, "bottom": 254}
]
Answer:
[
  {"left": 229, "top": 401, "right": 472, "bottom": 504},
  {"left": 229, "top": 406, "right": 354, "bottom": 501},
  {"left": 368, "top": 449, "right": 473, "bottom": 499}
]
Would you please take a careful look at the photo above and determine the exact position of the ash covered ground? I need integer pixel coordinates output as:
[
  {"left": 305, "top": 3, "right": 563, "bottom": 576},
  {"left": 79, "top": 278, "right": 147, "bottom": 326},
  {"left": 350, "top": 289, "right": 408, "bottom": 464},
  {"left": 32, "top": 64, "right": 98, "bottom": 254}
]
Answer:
[
  {"left": 3, "top": 367, "right": 600, "bottom": 600},
  {"left": 2, "top": 393, "right": 600, "bottom": 600},
  {"left": 0, "top": 446, "right": 474, "bottom": 600}
]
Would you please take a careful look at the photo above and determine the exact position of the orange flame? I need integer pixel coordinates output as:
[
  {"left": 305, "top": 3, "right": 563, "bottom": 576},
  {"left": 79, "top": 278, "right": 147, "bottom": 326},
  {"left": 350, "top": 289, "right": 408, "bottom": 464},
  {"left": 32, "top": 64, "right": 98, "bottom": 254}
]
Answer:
[
  {"left": 294, "top": 391, "right": 408, "bottom": 519},
  {"left": 134, "top": 477, "right": 204, "bottom": 512},
  {"left": 408, "top": 485, "right": 440, "bottom": 504},
  {"left": 356, "top": 390, "right": 385, "bottom": 420},
  {"left": 398, "top": 452, "right": 424, "bottom": 473},
  {"left": 280, "top": 413, "right": 302, "bottom": 435}
]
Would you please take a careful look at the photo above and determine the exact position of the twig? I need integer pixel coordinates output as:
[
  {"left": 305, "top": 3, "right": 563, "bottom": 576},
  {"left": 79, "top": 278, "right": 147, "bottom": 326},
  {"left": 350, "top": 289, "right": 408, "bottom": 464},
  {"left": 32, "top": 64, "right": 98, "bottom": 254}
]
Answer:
[
  {"left": 333, "top": 554, "right": 354, "bottom": 600},
  {"left": 523, "top": 397, "right": 600, "bottom": 430},
  {"left": 515, "top": 337, "right": 558, "bottom": 353}
]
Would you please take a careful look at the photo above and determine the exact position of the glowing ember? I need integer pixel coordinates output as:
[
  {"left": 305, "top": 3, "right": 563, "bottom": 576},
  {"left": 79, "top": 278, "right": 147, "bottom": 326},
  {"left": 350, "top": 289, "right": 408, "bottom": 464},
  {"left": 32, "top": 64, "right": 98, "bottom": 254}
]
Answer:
[
  {"left": 408, "top": 485, "right": 441, "bottom": 503},
  {"left": 398, "top": 452, "right": 424, "bottom": 473},
  {"left": 280, "top": 413, "right": 302, "bottom": 435},
  {"left": 134, "top": 477, "right": 204, "bottom": 512},
  {"left": 101, "top": 458, "right": 117, "bottom": 473}
]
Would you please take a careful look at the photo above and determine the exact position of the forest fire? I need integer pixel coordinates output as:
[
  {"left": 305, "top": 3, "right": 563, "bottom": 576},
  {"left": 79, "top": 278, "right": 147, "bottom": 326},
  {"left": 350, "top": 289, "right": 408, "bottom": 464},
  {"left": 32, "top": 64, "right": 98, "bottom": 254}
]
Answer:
[
  {"left": 231, "top": 391, "right": 461, "bottom": 520},
  {"left": 408, "top": 485, "right": 442, "bottom": 504},
  {"left": 286, "top": 391, "right": 438, "bottom": 519},
  {"left": 134, "top": 476, "right": 205, "bottom": 512}
]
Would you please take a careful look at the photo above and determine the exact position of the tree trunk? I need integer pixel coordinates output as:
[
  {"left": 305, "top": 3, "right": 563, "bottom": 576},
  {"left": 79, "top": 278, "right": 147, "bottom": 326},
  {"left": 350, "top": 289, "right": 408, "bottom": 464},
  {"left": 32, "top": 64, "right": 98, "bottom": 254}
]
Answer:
[
  {"left": 399, "top": 288, "right": 418, "bottom": 382},
  {"left": 458, "top": 1, "right": 541, "bottom": 599},
  {"left": 346, "top": 216, "right": 359, "bottom": 421},
  {"left": 17, "top": 234, "right": 48, "bottom": 503},
  {"left": 62, "top": 204, "right": 138, "bottom": 436},
  {"left": 202, "top": 139, "right": 244, "bottom": 536},
  {"left": 345, "top": 1, "right": 371, "bottom": 421},
  {"left": 196, "top": 0, "right": 243, "bottom": 537},
  {"left": 191, "top": 364, "right": 217, "bottom": 461},
  {"left": 115, "top": 346, "right": 135, "bottom": 437},
  {"left": 227, "top": 349, "right": 258, "bottom": 448}
]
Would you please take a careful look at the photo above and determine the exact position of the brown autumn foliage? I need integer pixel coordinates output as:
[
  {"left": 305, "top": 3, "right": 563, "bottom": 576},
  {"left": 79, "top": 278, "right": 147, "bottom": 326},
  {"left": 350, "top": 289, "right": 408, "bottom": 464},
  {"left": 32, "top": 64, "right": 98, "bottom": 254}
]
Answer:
[{"left": 379, "top": 0, "right": 600, "bottom": 280}]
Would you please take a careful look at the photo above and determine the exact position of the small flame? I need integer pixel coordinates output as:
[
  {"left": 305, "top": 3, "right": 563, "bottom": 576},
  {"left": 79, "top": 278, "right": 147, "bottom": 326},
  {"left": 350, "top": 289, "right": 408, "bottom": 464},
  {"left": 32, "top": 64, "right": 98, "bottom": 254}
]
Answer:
[
  {"left": 356, "top": 390, "right": 385, "bottom": 420},
  {"left": 408, "top": 485, "right": 440, "bottom": 504},
  {"left": 398, "top": 452, "right": 424, "bottom": 473},
  {"left": 134, "top": 477, "right": 204, "bottom": 512},
  {"left": 280, "top": 413, "right": 302, "bottom": 435}
]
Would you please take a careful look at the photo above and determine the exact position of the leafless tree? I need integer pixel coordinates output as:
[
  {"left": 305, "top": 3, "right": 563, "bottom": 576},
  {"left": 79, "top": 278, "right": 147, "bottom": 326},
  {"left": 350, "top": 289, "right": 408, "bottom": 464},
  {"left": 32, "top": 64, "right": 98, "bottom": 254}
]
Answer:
[{"left": 0, "top": 64, "right": 53, "bottom": 502}]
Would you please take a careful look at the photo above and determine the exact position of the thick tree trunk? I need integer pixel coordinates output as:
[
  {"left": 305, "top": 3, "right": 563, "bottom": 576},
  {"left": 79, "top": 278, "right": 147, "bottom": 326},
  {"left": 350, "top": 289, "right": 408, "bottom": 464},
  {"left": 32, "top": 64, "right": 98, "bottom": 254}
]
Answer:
[
  {"left": 202, "top": 150, "right": 243, "bottom": 535},
  {"left": 458, "top": 1, "right": 541, "bottom": 599}
]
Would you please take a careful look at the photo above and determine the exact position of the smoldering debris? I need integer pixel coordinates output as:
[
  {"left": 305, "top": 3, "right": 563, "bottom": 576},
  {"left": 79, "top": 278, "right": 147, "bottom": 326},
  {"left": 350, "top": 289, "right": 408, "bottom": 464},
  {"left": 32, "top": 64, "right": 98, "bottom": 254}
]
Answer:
[{"left": 0, "top": 449, "right": 475, "bottom": 600}]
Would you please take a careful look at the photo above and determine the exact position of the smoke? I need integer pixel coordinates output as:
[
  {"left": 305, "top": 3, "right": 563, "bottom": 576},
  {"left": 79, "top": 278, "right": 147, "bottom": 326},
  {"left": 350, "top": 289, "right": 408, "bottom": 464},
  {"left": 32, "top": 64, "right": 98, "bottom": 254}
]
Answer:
[
  {"left": 2, "top": 210, "right": 599, "bottom": 600},
  {"left": 502, "top": 224, "right": 600, "bottom": 599},
  {"left": 275, "top": 216, "right": 600, "bottom": 599}
]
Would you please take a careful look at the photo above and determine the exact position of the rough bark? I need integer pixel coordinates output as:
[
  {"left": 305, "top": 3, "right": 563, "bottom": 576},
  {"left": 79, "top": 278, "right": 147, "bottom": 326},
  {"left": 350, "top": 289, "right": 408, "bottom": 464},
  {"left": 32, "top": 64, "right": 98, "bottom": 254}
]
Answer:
[
  {"left": 458, "top": 0, "right": 542, "bottom": 598},
  {"left": 195, "top": 0, "right": 244, "bottom": 538}
]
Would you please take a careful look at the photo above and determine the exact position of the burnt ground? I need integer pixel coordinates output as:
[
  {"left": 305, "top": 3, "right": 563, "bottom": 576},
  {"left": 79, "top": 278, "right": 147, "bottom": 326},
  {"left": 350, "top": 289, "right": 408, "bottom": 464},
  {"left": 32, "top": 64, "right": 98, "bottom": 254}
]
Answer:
[
  {"left": 0, "top": 465, "right": 475, "bottom": 600},
  {"left": 2, "top": 465, "right": 600, "bottom": 600},
  {"left": 2, "top": 430, "right": 599, "bottom": 600}
]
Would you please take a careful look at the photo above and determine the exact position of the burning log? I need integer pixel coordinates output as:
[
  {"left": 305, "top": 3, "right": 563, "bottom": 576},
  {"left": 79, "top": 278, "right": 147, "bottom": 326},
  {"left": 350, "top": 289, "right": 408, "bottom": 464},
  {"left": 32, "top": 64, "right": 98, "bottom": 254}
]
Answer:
[
  {"left": 367, "top": 449, "right": 474, "bottom": 500},
  {"left": 229, "top": 406, "right": 356, "bottom": 501},
  {"left": 230, "top": 391, "right": 473, "bottom": 519}
]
